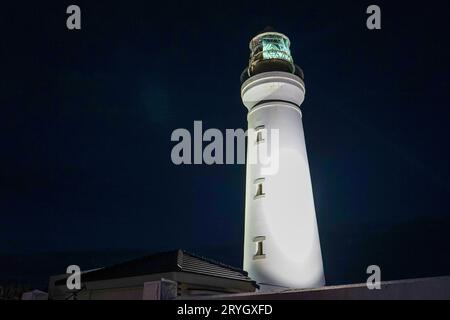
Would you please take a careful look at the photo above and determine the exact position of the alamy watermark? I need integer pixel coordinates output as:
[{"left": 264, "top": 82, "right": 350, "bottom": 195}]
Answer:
[
  {"left": 66, "top": 5, "right": 81, "bottom": 30},
  {"left": 366, "top": 265, "right": 381, "bottom": 289},
  {"left": 170, "top": 121, "right": 280, "bottom": 175},
  {"left": 65, "top": 5, "right": 380, "bottom": 31},
  {"left": 366, "top": 5, "right": 381, "bottom": 30},
  {"left": 66, "top": 265, "right": 81, "bottom": 290}
]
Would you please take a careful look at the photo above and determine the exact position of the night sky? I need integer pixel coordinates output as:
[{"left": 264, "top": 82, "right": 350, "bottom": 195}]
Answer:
[{"left": 1, "top": 0, "right": 450, "bottom": 288}]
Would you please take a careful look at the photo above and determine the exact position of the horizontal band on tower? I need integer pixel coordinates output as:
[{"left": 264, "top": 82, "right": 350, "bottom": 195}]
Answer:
[
  {"left": 241, "top": 71, "right": 306, "bottom": 111},
  {"left": 247, "top": 101, "right": 303, "bottom": 119},
  {"left": 241, "top": 72, "right": 305, "bottom": 95}
]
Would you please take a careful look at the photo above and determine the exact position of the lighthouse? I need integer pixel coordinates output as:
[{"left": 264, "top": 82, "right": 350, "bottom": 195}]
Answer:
[{"left": 241, "top": 28, "right": 325, "bottom": 290}]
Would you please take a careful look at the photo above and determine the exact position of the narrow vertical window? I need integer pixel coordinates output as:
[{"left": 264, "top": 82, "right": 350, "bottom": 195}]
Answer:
[
  {"left": 256, "top": 131, "right": 263, "bottom": 143},
  {"left": 255, "top": 125, "right": 265, "bottom": 144},
  {"left": 253, "top": 236, "right": 266, "bottom": 260},
  {"left": 256, "top": 184, "right": 263, "bottom": 196},
  {"left": 254, "top": 178, "right": 265, "bottom": 199}
]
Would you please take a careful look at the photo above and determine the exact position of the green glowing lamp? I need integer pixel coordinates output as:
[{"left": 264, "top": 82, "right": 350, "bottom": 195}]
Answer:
[{"left": 248, "top": 29, "right": 295, "bottom": 75}]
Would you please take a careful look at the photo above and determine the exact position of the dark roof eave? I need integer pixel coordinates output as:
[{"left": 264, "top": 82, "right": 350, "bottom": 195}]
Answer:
[{"left": 53, "top": 249, "right": 254, "bottom": 287}]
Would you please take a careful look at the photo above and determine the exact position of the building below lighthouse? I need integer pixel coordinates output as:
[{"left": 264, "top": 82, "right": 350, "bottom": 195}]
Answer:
[{"left": 241, "top": 28, "right": 325, "bottom": 290}]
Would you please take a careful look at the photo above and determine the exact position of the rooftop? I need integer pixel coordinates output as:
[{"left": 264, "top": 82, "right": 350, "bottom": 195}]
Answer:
[{"left": 54, "top": 249, "right": 257, "bottom": 287}]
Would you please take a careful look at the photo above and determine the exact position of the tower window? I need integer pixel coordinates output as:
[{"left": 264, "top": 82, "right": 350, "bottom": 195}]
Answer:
[
  {"left": 256, "top": 184, "right": 263, "bottom": 196},
  {"left": 254, "top": 178, "right": 265, "bottom": 199},
  {"left": 256, "top": 131, "right": 263, "bottom": 143},
  {"left": 254, "top": 125, "right": 265, "bottom": 144},
  {"left": 253, "top": 236, "right": 266, "bottom": 260}
]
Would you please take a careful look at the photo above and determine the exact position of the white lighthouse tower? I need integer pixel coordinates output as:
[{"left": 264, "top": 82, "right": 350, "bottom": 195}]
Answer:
[{"left": 241, "top": 29, "right": 325, "bottom": 290}]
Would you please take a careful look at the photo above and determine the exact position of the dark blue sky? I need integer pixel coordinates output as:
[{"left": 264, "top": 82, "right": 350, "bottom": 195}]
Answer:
[{"left": 1, "top": 0, "right": 450, "bottom": 286}]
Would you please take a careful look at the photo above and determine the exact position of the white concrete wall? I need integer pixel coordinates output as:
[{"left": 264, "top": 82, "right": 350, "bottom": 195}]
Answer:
[{"left": 204, "top": 276, "right": 450, "bottom": 300}]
